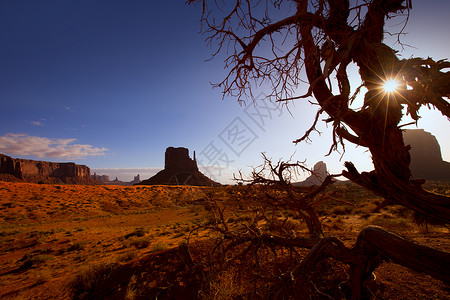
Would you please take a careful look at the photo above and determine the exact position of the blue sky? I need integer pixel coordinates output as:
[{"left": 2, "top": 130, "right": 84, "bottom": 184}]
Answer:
[{"left": 0, "top": 1, "right": 448, "bottom": 183}]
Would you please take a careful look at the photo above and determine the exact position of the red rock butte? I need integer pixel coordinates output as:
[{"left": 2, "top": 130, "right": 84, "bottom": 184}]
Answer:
[
  {"left": 138, "top": 147, "right": 220, "bottom": 186},
  {"left": 0, "top": 153, "right": 94, "bottom": 184}
]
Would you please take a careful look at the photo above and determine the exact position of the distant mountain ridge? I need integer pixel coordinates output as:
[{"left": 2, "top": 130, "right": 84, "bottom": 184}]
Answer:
[{"left": 92, "top": 173, "right": 142, "bottom": 186}]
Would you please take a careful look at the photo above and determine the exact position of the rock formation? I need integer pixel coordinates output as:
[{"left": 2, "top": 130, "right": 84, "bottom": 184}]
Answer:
[
  {"left": 91, "top": 173, "right": 141, "bottom": 186},
  {"left": 131, "top": 174, "right": 141, "bottom": 185},
  {"left": 138, "top": 147, "right": 220, "bottom": 186},
  {"left": 403, "top": 129, "right": 450, "bottom": 181},
  {"left": 165, "top": 147, "right": 198, "bottom": 172},
  {"left": 294, "top": 161, "right": 329, "bottom": 186},
  {"left": 0, "top": 153, "right": 94, "bottom": 184},
  {"left": 92, "top": 173, "right": 110, "bottom": 183}
]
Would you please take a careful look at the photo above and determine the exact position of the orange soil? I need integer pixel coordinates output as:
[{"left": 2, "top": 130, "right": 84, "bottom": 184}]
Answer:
[{"left": 0, "top": 182, "right": 209, "bottom": 299}]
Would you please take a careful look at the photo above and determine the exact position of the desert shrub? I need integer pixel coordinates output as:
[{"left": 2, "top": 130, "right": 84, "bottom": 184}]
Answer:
[
  {"left": 263, "top": 217, "right": 303, "bottom": 233},
  {"left": 151, "top": 242, "right": 168, "bottom": 252},
  {"left": 124, "top": 227, "right": 147, "bottom": 239},
  {"left": 129, "top": 237, "right": 150, "bottom": 249},
  {"left": 352, "top": 202, "right": 377, "bottom": 216},
  {"left": 68, "top": 242, "right": 86, "bottom": 252},
  {"left": 331, "top": 205, "right": 353, "bottom": 216},
  {"left": 18, "top": 253, "right": 53, "bottom": 270},
  {"left": 35, "top": 270, "right": 51, "bottom": 285},
  {"left": 71, "top": 262, "right": 121, "bottom": 300},
  {"left": 100, "top": 200, "right": 122, "bottom": 214},
  {"left": 366, "top": 213, "right": 413, "bottom": 231},
  {"left": 328, "top": 217, "right": 344, "bottom": 230},
  {"left": 385, "top": 205, "right": 412, "bottom": 218},
  {"left": 116, "top": 251, "right": 138, "bottom": 263}
]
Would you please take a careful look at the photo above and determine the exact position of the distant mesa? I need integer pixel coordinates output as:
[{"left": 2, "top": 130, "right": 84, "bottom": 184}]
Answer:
[
  {"left": 92, "top": 173, "right": 111, "bottom": 183},
  {"left": 138, "top": 147, "right": 220, "bottom": 186},
  {"left": 132, "top": 174, "right": 141, "bottom": 184},
  {"left": 293, "top": 161, "right": 329, "bottom": 186},
  {"left": 0, "top": 153, "right": 95, "bottom": 184},
  {"left": 403, "top": 129, "right": 450, "bottom": 181},
  {"left": 92, "top": 173, "right": 141, "bottom": 186}
]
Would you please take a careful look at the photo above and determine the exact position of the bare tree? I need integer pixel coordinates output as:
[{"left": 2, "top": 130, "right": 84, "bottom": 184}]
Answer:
[
  {"left": 198, "top": 157, "right": 449, "bottom": 298},
  {"left": 188, "top": 0, "right": 449, "bottom": 223},
  {"left": 187, "top": 0, "right": 450, "bottom": 297}
]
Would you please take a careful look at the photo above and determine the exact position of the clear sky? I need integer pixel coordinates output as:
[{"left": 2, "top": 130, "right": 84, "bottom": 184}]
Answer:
[{"left": 0, "top": 1, "right": 448, "bottom": 184}]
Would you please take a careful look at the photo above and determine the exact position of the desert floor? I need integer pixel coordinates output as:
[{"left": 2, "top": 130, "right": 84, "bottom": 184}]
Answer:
[{"left": 0, "top": 181, "right": 448, "bottom": 299}]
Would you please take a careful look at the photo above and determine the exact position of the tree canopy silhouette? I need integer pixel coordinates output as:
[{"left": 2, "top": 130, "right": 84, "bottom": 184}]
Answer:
[{"left": 189, "top": 0, "right": 450, "bottom": 223}]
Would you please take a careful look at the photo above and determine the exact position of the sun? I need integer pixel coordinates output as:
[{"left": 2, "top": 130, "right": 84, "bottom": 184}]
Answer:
[{"left": 382, "top": 79, "right": 399, "bottom": 93}]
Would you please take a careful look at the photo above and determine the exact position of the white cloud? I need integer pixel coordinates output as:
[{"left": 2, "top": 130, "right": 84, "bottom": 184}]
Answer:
[
  {"left": 0, "top": 133, "right": 108, "bottom": 159},
  {"left": 30, "top": 118, "right": 47, "bottom": 127},
  {"left": 31, "top": 121, "right": 44, "bottom": 127}
]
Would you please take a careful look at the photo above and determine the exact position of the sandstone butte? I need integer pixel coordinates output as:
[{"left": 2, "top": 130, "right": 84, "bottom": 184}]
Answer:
[
  {"left": 403, "top": 129, "right": 450, "bottom": 181},
  {"left": 138, "top": 147, "right": 220, "bottom": 187}
]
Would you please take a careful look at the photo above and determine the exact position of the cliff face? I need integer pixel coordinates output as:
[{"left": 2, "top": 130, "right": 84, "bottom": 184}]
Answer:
[
  {"left": 0, "top": 154, "right": 22, "bottom": 179},
  {"left": 165, "top": 147, "right": 198, "bottom": 172},
  {"left": 403, "top": 129, "right": 450, "bottom": 181},
  {"left": 0, "top": 153, "right": 93, "bottom": 184},
  {"left": 139, "top": 147, "right": 220, "bottom": 186}
]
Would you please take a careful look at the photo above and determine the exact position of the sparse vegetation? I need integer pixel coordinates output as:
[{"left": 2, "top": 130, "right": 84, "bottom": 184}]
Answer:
[
  {"left": 116, "top": 251, "right": 138, "bottom": 263},
  {"left": 67, "top": 241, "right": 86, "bottom": 252},
  {"left": 35, "top": 270, "right": 51, "bottom": 285},
  {"left": 331, "top": 205, "right": 353, "bottom": 216},
  {"left": 151, "top": 242, "right": 168, "bottom": 252},
  {"left": 129, "top": 237, "right": 151, "bottom": 249},
  {"left": 124, "top": 227, "right": 147, "bottom": 239},
  {"left": 18, "top": 253, "right": 53, "bottom": 270},
  {"left": 366, "top": 213, "right": 413, "bottom": 231},
  {"left": 0, "top": 181, "right": 448, "bottom": 299}
]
